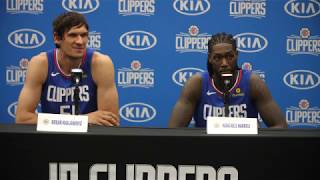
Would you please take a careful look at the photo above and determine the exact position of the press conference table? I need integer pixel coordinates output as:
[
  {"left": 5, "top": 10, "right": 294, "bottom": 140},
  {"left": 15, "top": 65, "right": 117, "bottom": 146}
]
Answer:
[{"left": 0, "top": 124, "right": 319, "bottom": 180}]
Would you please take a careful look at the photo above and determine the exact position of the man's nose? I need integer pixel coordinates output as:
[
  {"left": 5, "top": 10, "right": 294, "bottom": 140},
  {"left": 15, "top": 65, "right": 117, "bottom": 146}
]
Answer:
[
  {"left": 75, "top": 35, "right": 84, "bottom": 44},
  {"left": 221, "top": 57, "right": 229, "bottom": 66}
]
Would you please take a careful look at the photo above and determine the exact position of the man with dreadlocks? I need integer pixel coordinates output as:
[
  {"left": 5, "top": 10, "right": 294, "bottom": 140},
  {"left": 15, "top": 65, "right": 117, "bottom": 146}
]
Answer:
[{"left": 169, "top": 32, "right": 287, "bottom": 128}]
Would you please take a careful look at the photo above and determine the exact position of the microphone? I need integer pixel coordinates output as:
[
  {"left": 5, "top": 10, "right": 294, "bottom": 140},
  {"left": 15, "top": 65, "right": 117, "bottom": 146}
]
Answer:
[
  {"left": 71, "top": 68, "right": 83, "bottom": 115},
  {"left": 221, "top": 73, "right": 233, "bottom": 91},
  {"left": 71, "top": 68, "right": 83, "bottom": 85},
  {"left": 221, "top": 73, "right": 233, "bottom": 117}
]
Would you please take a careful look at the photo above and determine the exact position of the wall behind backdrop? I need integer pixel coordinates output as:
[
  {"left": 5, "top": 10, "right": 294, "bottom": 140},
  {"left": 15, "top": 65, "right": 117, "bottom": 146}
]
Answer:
[{"left": 1, "top": 0, "right": 319, "bottom": 128}]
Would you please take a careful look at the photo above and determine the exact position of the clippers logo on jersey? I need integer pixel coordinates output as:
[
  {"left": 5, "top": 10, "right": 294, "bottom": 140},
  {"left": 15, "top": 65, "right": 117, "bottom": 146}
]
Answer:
[
  {"left": 229, "top": 0, "right": 266, "bottom": 19},
  {"left": 172, "top": 67, "right": 204, "bottom": 86},
  {"left": 241, "top": 62, "right": 266, "bottom": 80},
  {"left": 283, "top": 70, "right": 320, "bottom": 90},
  {"left": 87, "top": 31, "right": 101, "bottom": 50},
  {"left": 120, "top": 30, "right": 157, "bottom": 51},
  {"left": 287, "top": 28, "right": 320, "bottom": 56},
  {"left": 62, "top": 0, "right": 99, "bottom": 14},
  {"left": 46, "top": 85, "right": 90, "bottom": 103},
  {"left": 6, "top": 58, "right": 29, "bottom": 86},
  {"left": 120, "top": 102, "right": 156, "bottom": 122},
  {"left": 6, "top": 0, "right": 44, "bottom": 14},
  {"left": 173, "top": 0, "right": 211, "bottom": 16},
  {"left": 284, "top": 0, "right": 320, "bottom": 18},
  {"left": 234, "top": 32, "right": 268, "bottom": 53},
  {"left": 118, "top": 0, "right": 155, "bottom": 16},
  {"left": 118, "top": 60, "right": 154, "bottom": 88},
  {"left": 8, "top": 28, "right": 46, "bottom": 49},
  {"left": 8, "top": 101, "right": 41, "bottom": 118},
  {"left": 204, "top": 104, "right": 248, "bottom": 119},
  {"left": 286, "top": 99, "right": 320, "bottom": 127},
  {"left": 176, "top": 25, "right": 211, "bottom": 53}
]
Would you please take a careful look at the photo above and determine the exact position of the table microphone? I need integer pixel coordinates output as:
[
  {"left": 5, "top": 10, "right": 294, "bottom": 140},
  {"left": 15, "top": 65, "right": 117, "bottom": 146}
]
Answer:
[
  {"left": 71, "top": 68, "right": 83, "bottom": 115},
  {"left": 221, "top": 73, "right": 233, "bottom": 89},
  {"left": 71, "top": 68, "right": 83, "bottom": 85},
  {"left": 221, "top": 73, "right": 233, "bottom": 117}
]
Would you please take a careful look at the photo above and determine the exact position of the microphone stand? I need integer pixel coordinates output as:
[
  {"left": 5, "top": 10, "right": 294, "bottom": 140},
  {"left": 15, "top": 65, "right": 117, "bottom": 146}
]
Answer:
[
  {"left": 221, "top": 73, "right": 232, "bottom": 117},
  {"left": 71, "top": 69, "right": 83, "bottom": 115},
  {"left": 74, "top": 83, "right": 80, "bottom": 115},
  {"left": 223, "top": 89, "right": 230, "bottom": 117}
]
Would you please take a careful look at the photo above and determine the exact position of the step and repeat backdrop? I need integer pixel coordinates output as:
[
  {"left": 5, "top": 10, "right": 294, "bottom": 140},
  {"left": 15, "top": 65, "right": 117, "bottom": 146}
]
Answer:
[{"left": 1, "top": 0, "right": 319, "bottom": 128}]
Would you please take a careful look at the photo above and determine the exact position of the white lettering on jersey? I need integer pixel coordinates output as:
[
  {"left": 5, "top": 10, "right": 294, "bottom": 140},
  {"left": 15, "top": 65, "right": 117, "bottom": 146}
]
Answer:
[
  {"left": 46, "top": 85, "right": 90, "bottom": 103},
  {"left": 203, "top": 104, "right": 247, "bottom": 120},
  {"left": 60, "top": 105, "right": 76, "bottom": 114}
]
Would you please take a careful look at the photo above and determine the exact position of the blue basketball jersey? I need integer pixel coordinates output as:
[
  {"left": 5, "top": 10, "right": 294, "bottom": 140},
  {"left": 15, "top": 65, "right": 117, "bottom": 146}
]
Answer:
[
  {"left": 40, "top": 48, "right": 97, "bottom": 115},
  {"left": 193, "top": 70, "right": 258, "bottom": 127}
]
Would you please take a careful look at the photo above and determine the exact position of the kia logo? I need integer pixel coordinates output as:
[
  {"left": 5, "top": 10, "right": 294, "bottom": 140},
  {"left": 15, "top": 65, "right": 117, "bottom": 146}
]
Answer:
[
  {"left": 8, "top": 28, "right": 46, "bottom": 49},
  {"left": 172, "top": 67, "right": 204, "bottom": 86},
  {"left": 283, "top": 70, "right": 320, "bottom": 90},
  {"left": 8, "top": 101, "right": 18, "bottom": 119},
  {"left": 173, "top": 0, "right": 211, "bottom": 16},
  {"left": 120, "top": 30, "right": 157, "bottom": 51},
  {"left": 8, "top": 101, "right": 41, "bottom": 119},
  {"left": 120, "top": 102, "right": 156, "bottom": 122},
  {"left": 284, "top": 0, "right": 320, "bottom": 18},
  {"left": 62, "top": 0, "right": 100, "bottom": 14},
  {"left": 234, "top": 32, "right": 268, "bottom": 53}
]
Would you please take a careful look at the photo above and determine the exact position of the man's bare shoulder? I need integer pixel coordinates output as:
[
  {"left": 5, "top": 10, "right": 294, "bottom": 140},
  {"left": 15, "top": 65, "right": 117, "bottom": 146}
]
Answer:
[
  {"left": 249, "top": 72, "right": 266, "bottom": 90},
  {"left": 29, "top": 52, "right": 48, "bottom": 66},
  {"left": 181, "top": 73, "right": 203, "bottom": 100},
  {"left": 92, "top": 51, "right": 112, "bottom": 65},
  {"left": 187, "top": 73, "right": 202, "bottom": 87},
  {"left": 26, "top": 52, "right": 48, "bottom": 83},
  {"left": 250, "top": 72, "right": 262, "bottom": 82},
  {"left": 191, "top": 72, "right": 202, "bottom": 81},
  {"left": 91, "top": 51, "right": 115, "bottom": 84},
  {"left": 249, "top": 72, "right": 270, "bottom": 100}
]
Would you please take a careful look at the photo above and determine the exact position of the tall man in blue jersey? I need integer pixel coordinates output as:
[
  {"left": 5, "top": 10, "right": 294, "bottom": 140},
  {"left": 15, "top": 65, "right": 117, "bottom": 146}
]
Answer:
[
  {"left": 16, "top": 12, "right": 119, "bottom": 126},
  {"left": 169, "top": 32, "right": 287, "bottom": 128}
]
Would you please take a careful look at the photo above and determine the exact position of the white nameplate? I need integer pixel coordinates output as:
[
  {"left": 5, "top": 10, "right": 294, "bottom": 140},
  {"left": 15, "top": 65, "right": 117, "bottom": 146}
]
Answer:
[
  {"left": 207, "top": 117, "right": 258, "bottom": 134},
  {"left": 37, "top": 113, "right": 88, "bottom": 132}
]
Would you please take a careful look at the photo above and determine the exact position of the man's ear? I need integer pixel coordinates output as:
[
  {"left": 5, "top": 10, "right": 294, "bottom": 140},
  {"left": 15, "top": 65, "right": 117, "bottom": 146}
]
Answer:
[
  {"left": 208, "top": 53, "right": 213, "bottom": 64},
  {"left": 234, "top": 50, "right": 239, "bottom": 58},
  {"left": 53, "top": 32, "right": 61, "bottom": 45}
]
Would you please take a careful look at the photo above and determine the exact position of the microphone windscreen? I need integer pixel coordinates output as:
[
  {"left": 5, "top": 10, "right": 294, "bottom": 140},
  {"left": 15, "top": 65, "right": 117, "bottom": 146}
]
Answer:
[
  {"left": 221, "top": 73, "right": 233, "bottom": 87},
  {"left": 221, "top": 73, "right": 233, "bottom": 78},
  {"left": 71, "top": 68, "right": 83, "bottom": 84}
]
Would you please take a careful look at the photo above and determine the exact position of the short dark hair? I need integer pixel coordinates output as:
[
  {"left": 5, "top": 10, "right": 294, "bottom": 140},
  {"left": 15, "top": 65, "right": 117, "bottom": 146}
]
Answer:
[
  {"left": 52, "top": 11, "right": 89, "bottom": 48},
  {"left": 207, "top": 32, "right": 237, "bottom": 77}
]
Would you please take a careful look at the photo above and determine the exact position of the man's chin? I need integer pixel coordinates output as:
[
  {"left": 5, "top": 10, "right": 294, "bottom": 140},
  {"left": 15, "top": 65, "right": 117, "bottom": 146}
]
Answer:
[
  {"left": 220, "top": 71, "right": 232, "bottom": 75},
  {"left": 72, "top": 47, "right": 85, "bottom": 53},
  {"left": 73, "top": 50, "right": 85, "bottom": 57},
  {"left": 68, "top": 54, "right": 83, "bottom": 61}
]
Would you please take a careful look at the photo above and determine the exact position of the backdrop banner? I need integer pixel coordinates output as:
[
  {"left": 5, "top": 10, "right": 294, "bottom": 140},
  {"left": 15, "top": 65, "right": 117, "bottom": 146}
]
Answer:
[{"left": 1, "top": 0, "right": 319, "bottom": 128}]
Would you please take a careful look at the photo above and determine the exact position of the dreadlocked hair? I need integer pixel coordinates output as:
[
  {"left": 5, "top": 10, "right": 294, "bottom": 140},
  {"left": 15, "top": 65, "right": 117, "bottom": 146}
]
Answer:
[{"left": 207, "top": 32, "right": 237, "bottom": 78}]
